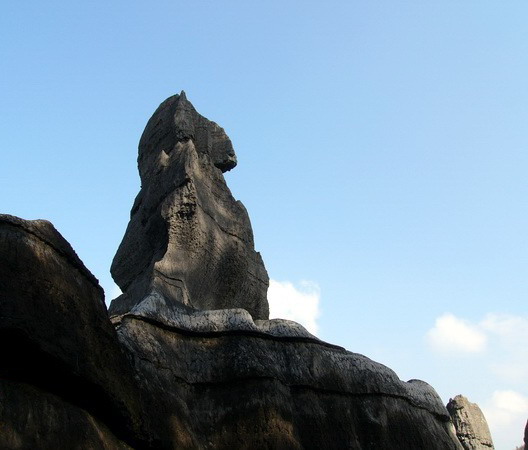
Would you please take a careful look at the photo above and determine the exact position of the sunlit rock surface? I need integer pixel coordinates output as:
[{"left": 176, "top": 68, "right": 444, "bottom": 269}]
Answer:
[{"left": 447, "top": 395, "right": 494, "bottom": 450}]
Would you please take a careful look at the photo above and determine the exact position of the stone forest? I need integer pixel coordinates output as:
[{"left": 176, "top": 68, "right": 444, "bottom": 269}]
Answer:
[{"left": 0, "top": 92, "right": 496, "bottom": 449}]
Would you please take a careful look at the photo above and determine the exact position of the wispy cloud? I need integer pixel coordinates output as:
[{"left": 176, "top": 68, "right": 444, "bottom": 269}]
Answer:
[
  {"left": 426, "top": 312, "right": 528, "bottom": 449},
  {"left": 482, "top": 390, "right": 528, "bottom": 449},
  {"left": 480, "top": 313, "right": 528, "bottom": 385},
  {"left": 268, "top": 279, "right": 321, "bottom": 335},
  {"left": 427, "top": 312, "right": 528, "bottom": 382},
  {"left": 426, "top": 313, "right": 487, "bottom": 353}
]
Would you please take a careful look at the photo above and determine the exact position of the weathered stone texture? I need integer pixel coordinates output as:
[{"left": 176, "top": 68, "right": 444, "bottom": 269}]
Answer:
[
  {"left": 110, "top": 92, "right": 269, "bottom": 320},
  {"left": 0, "top": 379, "right": 131, "bottom": 450},
  {"left": 0, "top": 214, "right": 153, "bottom": 449},
  {"left": 447, "top": 395, "right": 494, "bottom": 449},
  {"left": 115, "top": 294, "right": 463, "bottom": 449}
]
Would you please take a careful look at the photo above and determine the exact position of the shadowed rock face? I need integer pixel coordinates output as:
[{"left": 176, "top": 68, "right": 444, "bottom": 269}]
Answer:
[
  {"left": 110, "top": 92, "right": 269, "bottom": 320},
  {"left": 447, "top": 395, "right": 494, "bottom": 449},
  {"left": 0, "top": 214, "right": 153, "bottom": 449}
]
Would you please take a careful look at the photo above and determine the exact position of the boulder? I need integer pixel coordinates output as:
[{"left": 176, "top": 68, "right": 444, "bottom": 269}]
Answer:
[{"left": 447, "top": 395, "right": 494, "bottom": 449}]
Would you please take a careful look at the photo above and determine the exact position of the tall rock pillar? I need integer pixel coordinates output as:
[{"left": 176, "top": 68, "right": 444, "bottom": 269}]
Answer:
[
  {"left": 110, "top": 92, "right": 269, "bottom": 319},
  {"left": 447, "top": 395, "right": 494, "bottom": 449}
]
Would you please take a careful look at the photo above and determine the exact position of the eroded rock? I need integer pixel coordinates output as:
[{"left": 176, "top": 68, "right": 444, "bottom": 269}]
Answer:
[
  {"left": 116, "top": 297, "right": 463, "bottom": 449},
  {"left": 0, "top": 214, "right": 153, "bottom": 449},
  {"left": 447, "top": 395, "right": 494, "bottom": 449},
  {"left": 110, "top": 92, "right": 269, "bottom": 320},
  {"left": 0, "top": 380, "right": 131, "bottom": 450}
]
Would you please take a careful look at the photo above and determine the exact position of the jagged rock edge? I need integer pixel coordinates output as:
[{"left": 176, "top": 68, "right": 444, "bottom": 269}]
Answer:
[{"left": 0, "top": 215, "right": 102, "bottom": 294}]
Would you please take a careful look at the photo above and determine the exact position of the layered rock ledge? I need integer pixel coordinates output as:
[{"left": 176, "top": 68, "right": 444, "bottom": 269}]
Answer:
[{"left": 111, "top": 291, "right": 460, "bottom": 448}]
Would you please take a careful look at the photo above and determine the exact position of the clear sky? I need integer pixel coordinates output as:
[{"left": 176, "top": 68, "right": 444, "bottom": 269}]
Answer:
[{"left": 2, "top": 2, "right": 527, "bottom": 448}]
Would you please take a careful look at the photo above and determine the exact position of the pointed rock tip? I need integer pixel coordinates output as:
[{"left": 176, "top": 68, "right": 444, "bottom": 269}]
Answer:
[{"left": 179, "top": 90, "right": 187, "bottom": 100}]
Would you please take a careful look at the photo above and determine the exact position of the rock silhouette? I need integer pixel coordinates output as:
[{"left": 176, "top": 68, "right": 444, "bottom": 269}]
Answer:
[{"left": 0, "top": 93, "right": 476, "bottom": 449}]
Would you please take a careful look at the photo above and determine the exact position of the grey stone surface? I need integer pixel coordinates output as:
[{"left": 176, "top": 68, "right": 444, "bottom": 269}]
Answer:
[
  {"left": 0, "top": 379, "right": 132, "bottom": 450},
  {"left": 447, "top": 395, "right": 494, "bottom": 449},
  {"left": 118, "top": 288, "right": 319, "bottom": 340},
  {"left": 110, "top": 92, "right": 269, "bottom": 320},
  {"left": 0, "top": 214, "right": 154, "bottom": 449}
]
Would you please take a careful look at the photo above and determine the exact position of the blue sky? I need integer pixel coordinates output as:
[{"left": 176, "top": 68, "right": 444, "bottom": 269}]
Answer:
[{"left": 2, "top": 2, "right": 527, "bottom": 448}]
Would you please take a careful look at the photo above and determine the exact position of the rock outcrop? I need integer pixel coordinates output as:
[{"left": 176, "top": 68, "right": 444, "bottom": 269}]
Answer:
[
  {"left": 447, "top": 395, "right": 494, "bottom": 449},
  {"left": 0, "top": 215, "right": 154, "bottom": 448},
  {"left": 110, "top": 91, "right": 269, "bottom": 320},
  {"left": 115, "top": 292, "right": 462, "bottom": 448},
  {"left": 0, "top": 93, "right": 468, "bottom": 449}
]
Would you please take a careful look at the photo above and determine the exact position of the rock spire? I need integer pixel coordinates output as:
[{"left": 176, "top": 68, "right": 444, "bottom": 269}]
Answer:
[
  {"left": 447, "top": 395, "right": 494, "bottom": 449},
  {"left": 109, "top": 92, "right": 269, "bottom": 319}
]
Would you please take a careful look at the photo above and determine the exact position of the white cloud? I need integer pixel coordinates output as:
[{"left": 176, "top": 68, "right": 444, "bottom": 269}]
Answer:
[
  {"left": 480, "top": 313, "right": 528, "bottom": 342},
  {"left": 268, "top": 279, "right": 321, "bottom": 335},
  {"left": 479, "top": 313, "right": 528, "bottom": 385},
  {"left": 426, "top": 312, "right": 528, "bottom": 448},
  {"left": 482, "top": 390, "right": 528, "bottom": 449},
  {"left": 426, "top": 313, "right": 487, "bottom": 354},
  {"left": 427, "top": 312, "right": 528, "bottom": 381}
]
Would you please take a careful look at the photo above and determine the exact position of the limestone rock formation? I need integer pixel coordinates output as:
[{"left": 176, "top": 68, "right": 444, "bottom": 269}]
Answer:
[
  {"left": 110, "top": 91, "right": 269, "bottom": 320},
  {"left": 0, "top": 94, "right": 467, "bottom": 449},
  {"left": 0, "top": 214, "right": 154, "bottom": 448},
  {"left": 114, "top": 292, "right": 463, "bottom": 449},
  {"left": 447, "top": 395, "right": 494, "bottom": 449}
]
